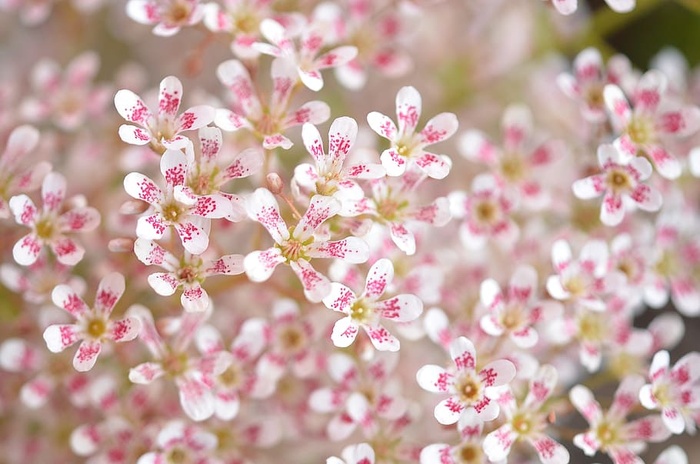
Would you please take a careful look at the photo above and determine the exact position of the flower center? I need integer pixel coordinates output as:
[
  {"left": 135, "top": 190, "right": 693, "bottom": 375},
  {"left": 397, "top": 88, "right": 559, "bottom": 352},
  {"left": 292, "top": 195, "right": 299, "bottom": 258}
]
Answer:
[
  {"left": 512, "top": 411, "right": 535, "bottom": 436},
  {"left": 584, "top": 84, "right": 604, "bottom": 110},
  {"left": 606, "top": 169, "right": 631, "bottom": 193},
  {"left": 279, "top": 239, "right": 305, "bottom": 262},
  {"left": 578, "top": 311, "right": 606, "bottom": 342},
  {"left": 626, "top": 115, "right": 655, "bottom": 145},
  {"left": 654, "top": 251, "right": 677, "bottom": 277},
  {"left": 474, "top": 200, "right": 498, "bottom": 224},
  {"left": 162, "top": 202, "right": 185, "bottom": 223},
  {"left": 162, "top": 351, "right": 189, "bottom": 378},
  {"left": 457, "top": 375, "right": 482, "bottom": 404},
  {"left": 165, "top": 1, "right": 192, "bottom": 24},
  {"left": 278, "top": 326, "right": 306, "bottom": 353},
  {"left": 501, "top": 303, "right": 525, "bottom": 330},
  {"left": 218, "top": 365, "right": 241, "bottom": 388},
  {"left": 456, "top": 444, "right": 482, "bottom": 463},
  {"left": 564, "top": 275, "right": 587, "bottom": 296},
  {"left": 177, "top": 266, "right": 198, "bottom": 284},
  {"left": 166, "top": 447, "right": 190, "bottom": 464},
  {"left": 500, "top": 154, "right": 526, "bottom": 182},
  {"left": 595, "top": 421, "right": 619, "bottom": 448},
  {"left": 85, "top": 316, "right": 107, "bottom": 339},
  {"left": 350, "top": 300, "right": 373, "bottom": 325},
  {"left": 34, "top": 217, "right": 55, "bottom": 240}
]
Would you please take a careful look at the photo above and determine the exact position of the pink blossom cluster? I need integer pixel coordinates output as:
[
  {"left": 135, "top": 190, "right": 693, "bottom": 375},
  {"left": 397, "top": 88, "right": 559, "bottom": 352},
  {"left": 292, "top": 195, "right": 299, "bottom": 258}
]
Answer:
[{"left": 1, "top": 1, "right": 700, "bottom": 464}]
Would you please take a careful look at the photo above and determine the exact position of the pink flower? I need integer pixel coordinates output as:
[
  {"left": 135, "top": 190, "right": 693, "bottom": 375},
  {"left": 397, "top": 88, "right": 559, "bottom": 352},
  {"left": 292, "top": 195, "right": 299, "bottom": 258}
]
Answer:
[
  {"left": 480, "top": 265, "right": 562, "bottom": 349},
  {"left": 416, "top": 336, "right": 516, "bottom": 425},
  {"left": 20, "top": 51, "right": 111, "bottom": 131},
  {"left": 202, "top": 0, "right": 278, "bottom": 59},
  {"left": 244, "top": 188, "right": 369, "bottom": 302},
  {"left": 126, "top": 0, "right": 204, "bottom": 36},
  {"left": 327, "top": 443, "right": 375, "bottom": 464},
  {"left": 115, "top": 75, "right": 215, "bottom": 152},
  {"left": 124, "top": 148, "right": 232, "bottom": 255},
  {"left": 483, "top": 365, "right": 570, "bottom": 464},
  {"left": 133, "top": 238, "right": 244, "bottom": 312},
  {"left": 9, "top": 171, "right": 100, "bottom": 266},
  {"left": 367, "top": 86, "right": 457, "bottom": 179},
  {"left": 571, "top": 375, "right": 671, "bottom": 464},
  {"left": 215, "top": 58, "right": 330, "bottom": 150},
  {"left": 322, "top": 258, "right": 423, "bottom": 351},
  {"left": 572, "top": 144, "right": 662, "bottom": 226},
  {"left": 136, "top": 420, "right": 220, "bottom": 464},
  {"left": 294, "top": 116, "right": 385, "bottom": 202},
  {"left": 128, "top": 306, "right": 220, "bottom": 421},
  {"left": 558, "top": 47, "right": 634, "bottom": 122},
  {"left": 451, "top": 173, "right": 519, "bottom": 250},
  {"left": 253, "top": 18, "right": 358, "bottom": 91},
  {"left": 604, "top": 70, "right": 700, "bottom": 179},
  {"left": 0, "top": 125, "right": 51, "bottom": 219},
  {"left": 460, "top": 104, "right": 563, "bottom": 211},
  {"left": 42, "top": 272, "right": 141, "bottom": 372},
  {"left": 419, "top": 409, "right": 486, "bottom": 464},
  {"left": 639, "top": 350, "right": 700, "bottom": 434},
  {"left": 552, "top": 0, "right": 635, "bottom": 15}
]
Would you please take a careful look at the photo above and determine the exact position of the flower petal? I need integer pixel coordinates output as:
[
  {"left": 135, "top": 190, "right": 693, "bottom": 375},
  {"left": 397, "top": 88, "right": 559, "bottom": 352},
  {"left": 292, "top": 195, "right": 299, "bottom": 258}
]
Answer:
[
  {"left": 331, "top": 317, "right": 359, "bottom": 348},
  {"left": 246, "top": 188, "right": 289, "bottom": 244},
  {"left": 243, "top": 248, "right": 285, "bottom": 282},
  {"left": 290, "top": 259, "right": 331, "bottom": 303},
  {"left": 94, "top": 272, "right": 125, "bottom": 315},
  {"left": 43, "top": 324, "right": 80, "bottom": 352},
  {"left": 416, "top": 364, "right": 453, "bottom": 393},
  {"left": 114, "top": 89, "right": 153, "bottom": 125},
  {"left": 73, "top": 340, "right": 102, "bottom": 372}
]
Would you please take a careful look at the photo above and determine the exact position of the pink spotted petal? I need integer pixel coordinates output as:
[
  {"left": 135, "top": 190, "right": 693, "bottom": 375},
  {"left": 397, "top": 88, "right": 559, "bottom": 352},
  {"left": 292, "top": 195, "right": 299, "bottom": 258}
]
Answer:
[
  {"left": 551, "top": 239, "right": 572, "bottom": 272},
  {"left": 109, "top": 316, "right": 140, "bottom": 342},
  {"left": 389, "top": 222, "right": 415, "bottom": 255},
  {"left": 630, "top": 184, "right": 662, "bottom": 211},
  {"left": 529, "top": 434, "right": 570, "bottom": 464},
  {"left": 380, "top": 148, "right": 407, "bottom": 177},
  {"left": 658, "top": 107, "right": 700, "bottom": 137},
  {"left": 21, "top": 374, "right": 54, "bottom": 408},
  {"left": 9, "top": 194, "right": 38, "bottom": 226},
  {"left": 331, "top": 317, "right": 359, "bottom": 348},
  {"left": 243, "top": 248, "right": 285, "bottom": 282},
  {"left": 524, "top": 364, "right": 558, "bottom": 410},
  {"left": 73, "top": 340, "right": 102, "bottom": 372},
  {"left": 327, "top": 116, "right": 357, "bottom": 163},
  {"left": 136, "top": 214, "right": 167, "bottom": 241},
  {"left": 450, "top": 336, "right": 477, "bottom": 372},
  {"left": 192, "top": 193, "right": 233, "bottom": 219},
  {"left": 480, "top": 279, "right": 503, "bottom": 311},
  {"left": 41, "top": 172, "right": 65, "bottom": 213},
  {"left": 301, "top": 122, "right": 324, "bottom": 164},
  {"left": 133, "top": 238, "right": 175, "bottom": 268},
  {"left": 51, "top": 237, "right": 85, "bottom": 266},
  {"left": 176, "top": 105, "right": 215, "bottom": 133},
  {"left": 364, "top": 324, "right": 399, "bottom": 352},
  {"left": 3, "top": 124, "right": 40, "bottom": 165},
  {"left": 609, "top": 375, "right": 644, "bottom": 420},
  {"left": 604, "top": 84, "right": 632, "bottom": 130},
  {"left": 315, "top": 46, "right": 357, "bottom": 70},
  {"left": 295, "top": 195, "right": 341, "bottom": 241},
  {"left": 569, "top": 384, "right": 602, "bottom": 423},
  {"left": 671, "top": 278, "right": 700, "bottom": 316},
  {"left": 395, "top": 86, "right": 421, "bottom": 135},
  {"left": 147, "top": 272, "right": 179, "bottom": 296},
  {"left": 222, "top": 147, "right": 264, "bottom": 181},
  {"left": 661, "top": 406, "right": 686, "bottom": 434},
  {"left": 483, "top": 424, "right": 516, "bottom": 462},
  {"left": 502, "top": 105, "right": 533, "bottom": 151},
  {"left": 573, "top": 431, "right": 599, "bottom": 456},
  {"left": 672, "top": 351, "right": 700, "bottom": 385},
  {"left": 216, "top": 59, "right": 261, "bottom": 117},
  {"left": 416, "top": 364, "right": 454, "bottom": 393},
  {"left": 574, "top": 47, "right": 603, "bottom": 83},
  {"left": 94, "top": 272, "right": 125, "bottom": 315},
  {"left": 420, "top": 112, "right": 458, "bottom": 146},
  {"left": 58, "top": 207, "right": 100, "bottom": 233},
  {"left": 204, "top": 254, "right": 244, "bottom": 276},
  {"left": 434, "top": 396, "right": 464, "bottom": 425},
  {"left": 323, "top": 282, "right": 356, "bottom": 314},
  {"left": 600, "top": 192, "right": 625, "bottom": 226},
  {"left": 178, "top": 376, "right": 215, "bottom": 421},
  {"left": 377, "top": 294, "right": 423, "bottom": 322},
  {"left": 646, "top": 145, "right": 681, "bottom": 179},
  {"left": 614, "top": 133, "right": 638, "bottom": 158},
  {"left": 158, "top": 76, "right": 183, "bottom": 120},
  {"left": 214, "top": 389, "right": 240, "bottom": 421},
  {"left": 160, "top": 149, "right": 187, "bottom": 186},
  {"left": 552, "top": 0, "right": 577, "bottom": 15},
  {"left": 510, "top": 327, "right": 538, "bottom": 348},
  {"left": 459, "top": 130, "right": 498, "bottom": 164},
  {"left": 572, "top": 175, "right": 605, "bottom": 199},
  {"left": 509, "top": 265, "right": 537, "bottom": 301},
  {"left": 284, "top": 100, "right": 331, "bottom": 128},
  {"left": 214, "top": 108, "right": 251, "bottom": 131},
  {"left": 129, "top": 362, "right": 165, "bottom": 384},
  {"left": 246, "top": 188, "right": 289, "bottom": 244},
  {"left": 197, "top": 125, "right": 222, "bottom": 162},
  {"left": 628, "top": 415, "right": 671, "bottom": 441},
  {"left": 419, "top": 444, "right": 454, "bottom": 464},
  {"left": 306, "top": 237, "right": 369, "bottom": 263},
  {"left": 51, "top": 284, "right": 88, "bottom": 317},
  {"left": 43, "top": 324, "right": 80, "bottom": 352},
  {"left": 290, "top": 259, "right": 331, "bottom": 303},
  {"left": 415, "top": 152, "right": 451, "bottom": 179},
  {"left": 344, "top": 162, "right": 386, "bottom": 179},
  {"left": 262, "top": 133, "right": 293, "bottom": 150},
  {"left": 299, "top": 68, "right": 324, "bottom": 92},
  {"left": 633, "top": 70, "right": 666, "bottom": 113},
  {"left": 174, "top": 221, "right": 209, "bottom": 255},
  {"left": 114, "top": 89, "right": 153, "bottom": 125},
  {"left": 480, "top": 359, "right": 516, "bottom": 387},
  {"left": 367, "top": 111, "right": 398, "bottom": 141},
  {"left": 118, "top": 124, "right": 151, "bottom": 145},
  {"left": 181, "top": 285, "right": 210, "bottom": 313},
  {"left": 123, "top": 172, "right": 162, "bottom": 204},
  {"left": 363, "top": 258, "right": 394, "bottom": 300}
]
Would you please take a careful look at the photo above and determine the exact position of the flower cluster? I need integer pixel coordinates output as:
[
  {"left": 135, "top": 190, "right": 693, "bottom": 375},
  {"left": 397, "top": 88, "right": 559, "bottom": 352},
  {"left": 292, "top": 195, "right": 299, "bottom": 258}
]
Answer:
[{"left": 1, "top": 1, "right": 700, "bottom": 463}]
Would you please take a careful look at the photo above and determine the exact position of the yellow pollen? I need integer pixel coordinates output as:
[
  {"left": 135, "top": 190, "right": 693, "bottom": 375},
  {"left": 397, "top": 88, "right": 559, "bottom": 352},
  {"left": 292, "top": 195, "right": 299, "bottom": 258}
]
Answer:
[
  {"left": 85, "top": 317, "right": 106, "bottom": 339},
  {"left": 350, "top": 300, "right": 373, "bottom": 324},
  {"left": 34, "top": 217, "right": 55, "bottom": 240}
]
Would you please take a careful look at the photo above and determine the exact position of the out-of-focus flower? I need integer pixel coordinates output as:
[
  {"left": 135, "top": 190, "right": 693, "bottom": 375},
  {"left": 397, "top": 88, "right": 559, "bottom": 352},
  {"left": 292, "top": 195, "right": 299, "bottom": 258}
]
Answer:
[
  {"left": 9, "top": 172, "right": 100, "bottom": 266},
  {"left": 126, "top": 0, "right": 205, "bottom": 36},
  {"left": 327, "top": 443, "right": 375, "bottom": 464}
]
